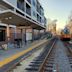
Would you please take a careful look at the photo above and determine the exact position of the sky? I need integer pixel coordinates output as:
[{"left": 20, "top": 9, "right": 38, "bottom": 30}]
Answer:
[{"left": 39, "top": 0, "right": 72, "bottom": 29}]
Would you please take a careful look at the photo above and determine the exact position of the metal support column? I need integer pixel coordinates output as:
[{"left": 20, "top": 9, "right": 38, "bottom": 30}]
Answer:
[
  {"left": 6, "top": 25, "right": 10, "bottom": 50},
  {"left": 7, "top": 25, "right": 10, "bottom": 42},
  {"left": 39, "top": 30, "right": 41, "bottom": 39},
  {"left": 21, "top": 29, "right": 23, "bottom": 47},
  {"left": 32, "top": 29, "right": 34, "bottom": 42},
  {"left": 24, "top": 28, "right": 26, "bottom": 45}
]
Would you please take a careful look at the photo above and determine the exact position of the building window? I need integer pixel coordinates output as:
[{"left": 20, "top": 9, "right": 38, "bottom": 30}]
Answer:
[
  {"left": 40, "top": 17, "right": 41, "bottom": 22},
  {"left": 33, "top": 0, "right": 36, "bottom": 7},
  {"left": 33, "top": 11, "right": 36, "bottom": 17},
  {"left": 26, "top": 3, "right": 31, "bottom": 16},
  {"left": 37, "top": 14, "right": 40, "bottom": 22},
  {"left": 17, "top": 0, "right": 24, "bottom": 11},
  {"left": 37, "top": 2, "right": 40, "bottom": 14}
]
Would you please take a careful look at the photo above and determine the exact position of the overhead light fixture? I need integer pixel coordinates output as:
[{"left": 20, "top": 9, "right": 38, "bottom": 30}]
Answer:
[
  {"left": 5, "top": 18, "right": 8, "bottom": 20},
  {"left": 5, "top": 17, "right": 12, "bottom": 20},
  {"left": 9, "top": 17, "right": 12, "bottom": 19}
]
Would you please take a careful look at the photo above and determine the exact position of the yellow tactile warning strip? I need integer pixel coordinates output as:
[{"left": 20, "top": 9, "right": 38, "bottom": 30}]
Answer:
[{"left": 0, "top": 40, "right": 47, "bottom": 67}]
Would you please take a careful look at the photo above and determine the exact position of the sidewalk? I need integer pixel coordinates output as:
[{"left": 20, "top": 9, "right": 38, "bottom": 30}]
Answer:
[{"left": 0, "top": 39, "right": 47, "bottom": 61}]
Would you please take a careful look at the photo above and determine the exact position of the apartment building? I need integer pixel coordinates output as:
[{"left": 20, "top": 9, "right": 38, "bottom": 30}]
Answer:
[
  {"left": 47, "top": 20, "right": 57, "bottom": 36},
  {"left": 0, "top": 0, "right": 46, "bottom": 46}
]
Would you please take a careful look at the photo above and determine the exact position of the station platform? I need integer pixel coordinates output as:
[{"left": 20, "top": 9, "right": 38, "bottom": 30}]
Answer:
[{"left": 0, "top": 39, "right": 48, "bottom": 72}]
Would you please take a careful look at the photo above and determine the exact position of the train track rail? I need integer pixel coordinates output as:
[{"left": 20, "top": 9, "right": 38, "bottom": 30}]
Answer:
[
  {"left": 25, "top": 38, "right": 57, "bottom": 72},
  {"left": 4, "top": 39, "right": 48, "bottom": 72}
]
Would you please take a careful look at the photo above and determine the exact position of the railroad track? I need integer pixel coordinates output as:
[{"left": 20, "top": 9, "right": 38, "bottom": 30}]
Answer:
[
  {"left": 25, "top": 38, "right": 57, "bottom": 72},
  {"left": 5, "top": 39, "right": 48, "bottom": 72},
  {"left": 64, "top": 42, "right": 72, "bottom": 69}
]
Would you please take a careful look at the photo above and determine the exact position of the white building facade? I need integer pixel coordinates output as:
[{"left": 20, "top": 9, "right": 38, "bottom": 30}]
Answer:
[
  {"left": 0, "top": 0, "right": 46, "bottom": 26},
  {"left": 0, "top": 0, "right": 46, "bottom": 47}
]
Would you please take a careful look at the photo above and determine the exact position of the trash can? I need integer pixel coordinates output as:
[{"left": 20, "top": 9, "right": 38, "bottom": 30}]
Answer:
[{"left": 14, "top": 38, "right": 22, "bottom": 48}]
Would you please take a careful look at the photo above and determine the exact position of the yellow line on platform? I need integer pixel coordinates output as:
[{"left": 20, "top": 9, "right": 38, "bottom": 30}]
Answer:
[{"left": 0, "top": 40, "right": 47, "bottom": 67}]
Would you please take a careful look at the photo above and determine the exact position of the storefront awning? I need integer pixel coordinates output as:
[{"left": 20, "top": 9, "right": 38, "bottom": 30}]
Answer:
[{"left": 0, "top": 10, "right": 45, "bottom": 30}]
